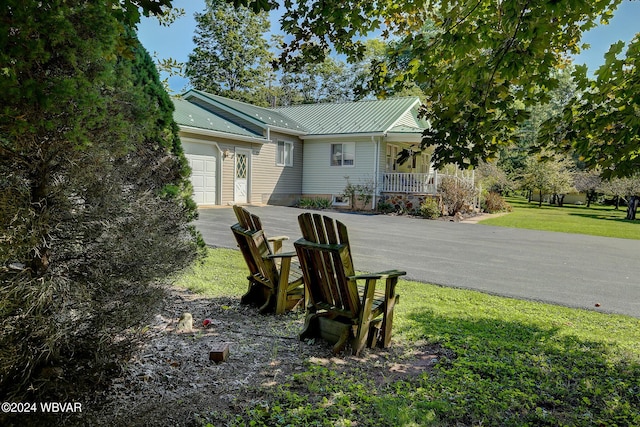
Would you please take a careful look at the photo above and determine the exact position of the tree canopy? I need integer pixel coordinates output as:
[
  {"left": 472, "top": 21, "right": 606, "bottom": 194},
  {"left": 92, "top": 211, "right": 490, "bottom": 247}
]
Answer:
[
  {"left": 229, "top": 0, "right": 627, "bottom": 171},
  {"left": 548, "top": 35, "right": 640, "bottom": 179},
  {"left": 185, "top": 0, "right": 274, "bottom": 103}
]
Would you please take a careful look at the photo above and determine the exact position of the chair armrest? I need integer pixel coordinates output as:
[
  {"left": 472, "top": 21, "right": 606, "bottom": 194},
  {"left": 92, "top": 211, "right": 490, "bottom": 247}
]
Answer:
[
  {"left": 266, "top": 251, "right": 297, "bottom": 259},
  {"left": 348, "top": 270, "right": 406, "bottom": 280},
  {"left": 268, "top": 235, "right": 289, "bottom": 254}
]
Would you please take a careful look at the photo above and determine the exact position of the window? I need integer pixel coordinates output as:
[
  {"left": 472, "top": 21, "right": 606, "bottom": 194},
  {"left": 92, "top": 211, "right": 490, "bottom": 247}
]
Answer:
[
  {"left": 332, "top": 195, "right": 350, "bottom": 206},
  {"left": 421, "top": 154, "right": 431, "bottom": 174},
  {"left": 386, "top": 145, "right": 399, "bottom": 172},
  {"left": 276, "top": 140, "right": 293, "bottom": 167},
  {"left": 331, "top": 143, "right": 355, "bottom": 167}
]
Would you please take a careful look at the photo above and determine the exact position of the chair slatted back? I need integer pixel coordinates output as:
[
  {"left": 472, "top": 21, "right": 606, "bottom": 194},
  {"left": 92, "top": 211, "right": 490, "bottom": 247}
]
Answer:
[
  {"left": 296, "top": 213, "right": 360, "bottom": 318},
  {"left": 232, "top": 206, "right": 277, "bottom": 289}
]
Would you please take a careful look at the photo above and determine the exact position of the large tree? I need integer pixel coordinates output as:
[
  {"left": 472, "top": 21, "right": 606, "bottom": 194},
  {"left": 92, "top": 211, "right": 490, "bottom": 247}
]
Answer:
[
  {"left": 185, "top": 0, "right": 273, "bottom": 103},
  {"left": 278, "top": 56, "right": 355, "bottom": 105},
  {"left": 231, "top": 0, "right": 622, "bottom": 168},
  {"left": 1, "top": 0, "right": 200, "bottom": 402}
]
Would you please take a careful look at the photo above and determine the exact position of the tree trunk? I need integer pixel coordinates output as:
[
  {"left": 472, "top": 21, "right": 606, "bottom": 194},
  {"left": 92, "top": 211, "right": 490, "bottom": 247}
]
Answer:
[
  {"left": 615, "top": 195, "right": 620, "bottom": 210},
  {"left": 557, "top": 194, "right": 565, "bottom": 207},
  {"left": 538, "top": 190, "right": 542, "bottom": 207},
  {"left": 626, "top": 196, "right": 639, "bottom": 220}
]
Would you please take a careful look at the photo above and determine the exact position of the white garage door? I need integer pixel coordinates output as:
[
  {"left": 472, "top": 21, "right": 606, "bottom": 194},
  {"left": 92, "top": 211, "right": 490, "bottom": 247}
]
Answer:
[{"left": 186, "top": 154, "right": 217, "bottom": 205}]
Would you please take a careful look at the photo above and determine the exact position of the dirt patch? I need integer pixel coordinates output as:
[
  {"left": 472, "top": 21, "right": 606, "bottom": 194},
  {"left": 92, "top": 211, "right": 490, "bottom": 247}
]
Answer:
[{"left": 76, "top": 286, "right": 444, "bottom": 426}]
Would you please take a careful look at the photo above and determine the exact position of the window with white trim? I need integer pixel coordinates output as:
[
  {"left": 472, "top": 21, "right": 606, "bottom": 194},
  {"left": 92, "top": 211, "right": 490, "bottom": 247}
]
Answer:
[
  {"left": 330, "top": 142, "right": 355, "bottom": 167},
  {"left": 276, "top": 140, "right": 293, "bottom": 167}
]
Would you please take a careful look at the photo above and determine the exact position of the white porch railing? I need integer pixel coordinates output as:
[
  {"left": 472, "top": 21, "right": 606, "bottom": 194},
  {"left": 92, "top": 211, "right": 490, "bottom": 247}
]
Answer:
[
  {"left": 382, "top": 172, "right": 438, "bottom": 194},
  {"left": 381, "top": 172, "right": 475, "bottom": 194}
]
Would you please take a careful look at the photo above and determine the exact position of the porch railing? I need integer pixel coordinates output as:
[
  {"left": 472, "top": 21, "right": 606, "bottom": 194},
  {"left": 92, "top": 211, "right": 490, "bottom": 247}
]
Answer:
[{"left": 381, "top": 171, "right": 475, "bottom": 194}]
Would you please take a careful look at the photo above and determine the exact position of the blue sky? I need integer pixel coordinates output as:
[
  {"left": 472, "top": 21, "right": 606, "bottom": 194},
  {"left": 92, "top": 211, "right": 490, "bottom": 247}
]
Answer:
[{"left": 137, "top": 0, "right": 640, "bottom": 93}]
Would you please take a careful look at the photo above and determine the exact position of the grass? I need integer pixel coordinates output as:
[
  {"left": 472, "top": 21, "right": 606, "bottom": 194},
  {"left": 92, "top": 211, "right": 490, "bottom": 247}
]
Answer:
[
  {"left": 480, "top": 196, "right": 640, "bottom": 239},
  {"left": 179, "top": 248, "right": 640, "bottom": 427}
]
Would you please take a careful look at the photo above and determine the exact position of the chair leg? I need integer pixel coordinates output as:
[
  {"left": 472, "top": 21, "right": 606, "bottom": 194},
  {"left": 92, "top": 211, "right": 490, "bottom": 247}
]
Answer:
[
  {"left": 275, "top": 258, "right": 292, "bottom": 315},
  {"left": 258, "top": 292, "right": 274, "bottom": 314},
  {"left": 333, "top": 328, "right": 351, "bottom": 355},
  {"left": 240, "top": 279, "right": 261, "bottom": 305},
  {"left": 299, "top": 312, "right": 321, "bottom": 341},
  {"left": 380, "top": 278, "right": 399, "bottom": 348}
]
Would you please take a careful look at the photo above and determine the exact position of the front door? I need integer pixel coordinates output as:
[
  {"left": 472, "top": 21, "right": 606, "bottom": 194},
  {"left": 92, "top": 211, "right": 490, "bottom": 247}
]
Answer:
[{"left": 234, "top": 149, "right": 250, "bottom": 204}]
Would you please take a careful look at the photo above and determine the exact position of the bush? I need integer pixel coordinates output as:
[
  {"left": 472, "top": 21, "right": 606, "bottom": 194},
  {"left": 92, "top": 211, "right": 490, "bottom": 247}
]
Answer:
[
  {"left": 298, "top": 197, "right": 332, "bottom": 209},
  {"left": 420, "top": 197, "right": 442, "bottom": 219},
  {"left": 482, "top": 192, "right": 513, "bottom": 213},
  {"left": 439, "top": 176, "right": 477, "bottom": 215},
  {"left": 377, "top": 201, "right": 395, "bottom": 214},
  {"left": 343, "top": 177, "right": 375, "bottom": 210}
]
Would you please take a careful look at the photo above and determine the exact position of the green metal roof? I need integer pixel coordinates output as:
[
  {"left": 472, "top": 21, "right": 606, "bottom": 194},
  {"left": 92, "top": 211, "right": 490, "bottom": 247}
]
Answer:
[
  {"left": 174, "top": 91, "right": 425, "bottom": 139},
  {"left": 273, "top": 97, "right": 422, "bottom": 135},
  {"left": 186, "top": 90, "right": 308, "bottom": 134},
  {"left": 173, "top": 98, "right": 266, "bottom": 139}
]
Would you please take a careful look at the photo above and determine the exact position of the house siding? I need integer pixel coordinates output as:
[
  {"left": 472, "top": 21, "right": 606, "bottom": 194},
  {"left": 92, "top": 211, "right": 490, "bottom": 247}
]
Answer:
[
  {"left": 250, "top": 131, "right": 303, "bottom": 205},
  {"left": 302, "top": 138, "right": 377, "bottom": 197}
]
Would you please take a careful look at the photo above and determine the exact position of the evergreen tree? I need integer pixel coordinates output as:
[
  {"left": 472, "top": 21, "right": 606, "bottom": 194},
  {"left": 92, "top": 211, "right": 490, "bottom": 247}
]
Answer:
[{"left": 0, "top": 0, "right": 200, "bottom": 403}]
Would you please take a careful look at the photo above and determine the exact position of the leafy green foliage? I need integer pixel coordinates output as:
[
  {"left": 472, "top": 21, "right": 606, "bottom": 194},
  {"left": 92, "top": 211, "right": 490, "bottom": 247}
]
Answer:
[
  {"left": 343, "top": 177, "right": 375, "bottom": 210},
  {"left": 278, "top": 57, "right": 355, "bottom": 105},
  {"left": 0, "top": 1, "right": 200, "bottom": 401},
  {"left": 521, "top": 152, "right": 575, "bottom": 206},
  {"left": 419, "top": 197, "right": 442, "bottom": 219},
  {"left": 548, "top": 35, "right": 640, "bottom": 179},
  {"left": 297, "top": 197, "right": 333, "bottom": 209},
  {"left": 231, "top": 0, "right": 621, "bottom": 169}
]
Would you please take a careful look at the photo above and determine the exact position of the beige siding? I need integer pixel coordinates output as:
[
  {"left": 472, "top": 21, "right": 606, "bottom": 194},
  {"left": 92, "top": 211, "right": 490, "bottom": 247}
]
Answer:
[
  {"left": 302, "top": 138, "right": 377, "bottom": 196},
  {"left": 180, "top": 129, "right": 303, "bottom": 206},
  {"left": 250, "top": 131, "right": 303, "bottom": 205}
]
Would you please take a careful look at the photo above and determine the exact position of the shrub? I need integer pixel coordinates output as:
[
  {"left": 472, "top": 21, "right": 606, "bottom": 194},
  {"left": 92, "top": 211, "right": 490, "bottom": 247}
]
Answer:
[
  {"left": 439, "top": 176, "right": 477, "bottom": 215},
  {"left": 343, "top": 177, "right": 375, "bottom": 210},
  {"left": 377, "top": 201, "right": 395, "bottom": 214},
  {"left": 298, "top": 197, "right": 332, "bottom": 209},
  {"left": 420, "top": 197, "right": 442, "bottom": 219},
  {"left": 482, "top": 192, "right": 513, "bottom": 213}
]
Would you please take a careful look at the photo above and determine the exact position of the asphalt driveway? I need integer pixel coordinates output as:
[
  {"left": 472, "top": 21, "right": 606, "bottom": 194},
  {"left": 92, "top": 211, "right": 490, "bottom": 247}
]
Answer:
[{"left": 195, "top": 205, "right": 640, "bottom": 318}]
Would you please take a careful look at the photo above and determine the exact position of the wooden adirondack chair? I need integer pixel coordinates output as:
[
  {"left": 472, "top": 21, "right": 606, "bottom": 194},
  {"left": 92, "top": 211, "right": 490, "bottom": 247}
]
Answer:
[
  {"left": 231, "top": 205, "right": 304, "bottom": 314},
  {"left": 294, "top": 213, "right": 405, "bottom": 355}
]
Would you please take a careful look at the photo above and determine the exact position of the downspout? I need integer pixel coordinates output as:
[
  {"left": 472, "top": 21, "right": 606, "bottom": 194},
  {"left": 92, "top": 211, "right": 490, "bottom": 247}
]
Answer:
[{"left": 372, "top": 136, "right": 379, "bottom": 211}]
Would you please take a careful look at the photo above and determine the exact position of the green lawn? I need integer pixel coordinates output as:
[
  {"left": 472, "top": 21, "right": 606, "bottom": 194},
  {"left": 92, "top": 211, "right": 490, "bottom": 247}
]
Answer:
[
  {"left": 176, "top": 248, "right": 640, "bottom": 427},
  {"left": 480, "top": 196, "right": 640, "bottom": 239}
]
